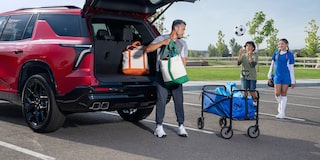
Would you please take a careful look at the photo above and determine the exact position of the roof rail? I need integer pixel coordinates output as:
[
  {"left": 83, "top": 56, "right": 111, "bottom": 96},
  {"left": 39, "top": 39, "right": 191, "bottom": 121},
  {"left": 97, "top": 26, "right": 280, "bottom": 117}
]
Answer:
[{"left": 16, "top": 5, "right": 80, "bottom": 11}]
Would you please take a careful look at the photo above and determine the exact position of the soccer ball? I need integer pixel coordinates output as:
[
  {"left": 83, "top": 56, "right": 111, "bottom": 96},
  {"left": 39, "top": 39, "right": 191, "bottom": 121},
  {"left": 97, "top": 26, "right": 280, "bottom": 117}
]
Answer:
[{"left": 234, "top": 25, "right": 246, "bottom": 36}]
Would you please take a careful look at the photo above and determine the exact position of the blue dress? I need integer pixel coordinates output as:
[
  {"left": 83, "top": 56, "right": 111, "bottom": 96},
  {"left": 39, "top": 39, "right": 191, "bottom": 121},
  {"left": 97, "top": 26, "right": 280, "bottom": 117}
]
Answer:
[{"left": 272, "top": 51, "right": 295, "bottom": 85}]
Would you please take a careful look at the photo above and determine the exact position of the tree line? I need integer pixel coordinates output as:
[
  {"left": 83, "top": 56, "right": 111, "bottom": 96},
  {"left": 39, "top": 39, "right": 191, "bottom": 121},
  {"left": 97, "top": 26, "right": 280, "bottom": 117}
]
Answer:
[
  {"left": 151, "top": 11, "right": 320, "bottom": 58},
  {"left": 205, "top": 11, "right": 320, "bottom": 58}
]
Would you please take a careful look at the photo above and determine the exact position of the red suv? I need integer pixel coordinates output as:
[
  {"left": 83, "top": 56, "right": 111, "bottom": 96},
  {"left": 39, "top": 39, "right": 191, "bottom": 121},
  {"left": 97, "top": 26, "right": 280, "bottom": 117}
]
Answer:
[{"left": 0, "top": 0, "right": 196, "bottom": 132}]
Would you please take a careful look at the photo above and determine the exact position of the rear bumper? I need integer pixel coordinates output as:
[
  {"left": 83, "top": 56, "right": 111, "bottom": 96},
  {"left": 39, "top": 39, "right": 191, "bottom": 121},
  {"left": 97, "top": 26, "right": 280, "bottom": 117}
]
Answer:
[{"left": 56, "top": 83, "right": 157, "bottom": 113}]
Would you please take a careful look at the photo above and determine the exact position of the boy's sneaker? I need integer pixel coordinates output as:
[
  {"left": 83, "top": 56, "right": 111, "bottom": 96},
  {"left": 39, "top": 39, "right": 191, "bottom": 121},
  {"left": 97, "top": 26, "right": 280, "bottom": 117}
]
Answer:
[
  {"left": 178, "top": 125, "right": 188, "bottom": 137},
  {"left": 154, "top": 125, "right": 166, "bottom": 138}
]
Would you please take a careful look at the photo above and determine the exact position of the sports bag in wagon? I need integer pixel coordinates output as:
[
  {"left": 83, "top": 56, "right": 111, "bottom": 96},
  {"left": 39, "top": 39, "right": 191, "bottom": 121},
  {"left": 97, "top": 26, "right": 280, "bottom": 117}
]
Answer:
[{"left": 202, "top": 82, "right": 256, "bottom": 119}]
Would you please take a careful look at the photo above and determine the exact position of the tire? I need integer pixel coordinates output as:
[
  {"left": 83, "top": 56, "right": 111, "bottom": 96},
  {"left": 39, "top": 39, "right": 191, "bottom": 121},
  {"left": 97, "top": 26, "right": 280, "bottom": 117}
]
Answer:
[
  {"left": 117, "top": 106, "right": 154, "bottom": 122},
  {"left": 197, "top": 117, "right": 204, "bottom": 129},
  {"left": 247, "top": 125, "right": 260, "bottom": 138},
  {"left": 22, "top": 74, "right": 65, "bottom": 133},
  {"left": 220, "top": 126, "right": 233, "bottom": 139},
  {"left": 219, "top": 117, "right": 227, "bottom": 127}
]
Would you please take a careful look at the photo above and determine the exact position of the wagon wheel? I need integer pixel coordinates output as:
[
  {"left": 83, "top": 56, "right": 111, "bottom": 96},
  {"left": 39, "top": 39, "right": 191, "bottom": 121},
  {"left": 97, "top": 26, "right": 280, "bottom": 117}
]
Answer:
[
  {"left": 197, "top": 117, "right": 204, "bottom": 129},
  {"left": 220, "top": 126, "right": 233, "bottom": 139},
  {"left": 247, "top": 125, "right": 260, "bottom": 138},
  {"left": 219, "top": 117, "right": 227, "bottom": 127}
]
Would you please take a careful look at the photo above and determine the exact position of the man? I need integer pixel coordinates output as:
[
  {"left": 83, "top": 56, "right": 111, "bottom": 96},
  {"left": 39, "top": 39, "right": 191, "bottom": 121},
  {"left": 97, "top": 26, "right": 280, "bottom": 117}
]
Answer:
[{"left": 145, "top": 19, "right": 188, "bottom": 138}]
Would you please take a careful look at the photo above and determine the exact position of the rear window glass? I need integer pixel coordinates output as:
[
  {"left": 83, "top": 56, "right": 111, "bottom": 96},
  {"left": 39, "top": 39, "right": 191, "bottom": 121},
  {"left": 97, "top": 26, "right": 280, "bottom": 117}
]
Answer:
[
  {"left": 91, "top": 19, "right": 151, "bottom": 43},
  {"left": 23, "top": 14, "right": 37, "bottom": 39},
  {"left": 38, "top": 14, "right": 88, "bottom": 37}
]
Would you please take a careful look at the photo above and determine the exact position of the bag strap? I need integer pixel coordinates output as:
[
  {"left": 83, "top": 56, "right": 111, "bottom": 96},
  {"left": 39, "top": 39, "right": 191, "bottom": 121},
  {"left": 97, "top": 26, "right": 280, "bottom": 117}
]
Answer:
[
  {"left": 161, "top": 40, "right": 171, "bottom": 59},
  {"left": 126, "top": 41, "right": 141, "bottom": 50},
  {"left": 170, "top": 40, "right": 179, "bottom": 55},
  {"left": 161, "top": 39, "right": 179, "bottom": 60}
]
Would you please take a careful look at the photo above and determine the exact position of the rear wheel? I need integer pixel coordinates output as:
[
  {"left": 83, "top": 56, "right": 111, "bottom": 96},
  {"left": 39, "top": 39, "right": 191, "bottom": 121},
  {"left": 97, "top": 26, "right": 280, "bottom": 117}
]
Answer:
[
  {"left": 22, "top": 74, "right": 65, "bottom": 133},
  {"left": 117, "top": 106, "right": 154, "bottom": 122}
]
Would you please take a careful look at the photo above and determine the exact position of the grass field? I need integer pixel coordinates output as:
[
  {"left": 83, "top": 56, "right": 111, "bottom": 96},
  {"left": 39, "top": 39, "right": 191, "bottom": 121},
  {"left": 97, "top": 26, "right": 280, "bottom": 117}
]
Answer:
[{"left": 186, "top": 66, "right": 320, "bottom": 81}]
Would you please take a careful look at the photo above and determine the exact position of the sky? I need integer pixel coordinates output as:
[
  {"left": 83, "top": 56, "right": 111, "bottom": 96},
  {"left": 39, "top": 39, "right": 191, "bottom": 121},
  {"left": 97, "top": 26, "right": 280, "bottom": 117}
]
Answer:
[{"left": 1, "top": 0, "right": 320, "bottom": 50}]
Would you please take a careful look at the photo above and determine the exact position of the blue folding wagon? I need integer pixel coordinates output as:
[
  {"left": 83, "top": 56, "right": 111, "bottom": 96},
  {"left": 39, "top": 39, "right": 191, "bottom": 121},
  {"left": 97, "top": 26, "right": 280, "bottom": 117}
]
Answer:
[{"left": 197, "top": 83, "right": 260, "bottom": 139}]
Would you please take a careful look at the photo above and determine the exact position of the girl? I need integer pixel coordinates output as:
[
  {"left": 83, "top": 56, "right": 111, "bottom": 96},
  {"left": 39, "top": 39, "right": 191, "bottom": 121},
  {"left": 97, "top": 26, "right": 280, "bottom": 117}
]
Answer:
[{"left": 268, "top": 38, "right": 296, "bottom": 119}]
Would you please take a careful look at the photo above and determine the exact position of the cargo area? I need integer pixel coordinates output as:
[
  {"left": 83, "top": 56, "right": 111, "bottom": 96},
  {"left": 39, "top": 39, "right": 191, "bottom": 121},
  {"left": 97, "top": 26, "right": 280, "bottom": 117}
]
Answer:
[{"left": 92, "top": 16, "right": 157, "bottom": 82}]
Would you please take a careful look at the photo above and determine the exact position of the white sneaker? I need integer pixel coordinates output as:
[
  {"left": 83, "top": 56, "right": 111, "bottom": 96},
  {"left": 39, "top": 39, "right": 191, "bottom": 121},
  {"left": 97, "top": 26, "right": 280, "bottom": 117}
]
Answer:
[
  {"left": 154, "top": 125, "right": 166, "bottom": 138},
  {"left": 178, "top": 125, "right": 188, "bottom": 137},
  {"left": 275, "top": 114, "right": 285, "bottom": 119}
]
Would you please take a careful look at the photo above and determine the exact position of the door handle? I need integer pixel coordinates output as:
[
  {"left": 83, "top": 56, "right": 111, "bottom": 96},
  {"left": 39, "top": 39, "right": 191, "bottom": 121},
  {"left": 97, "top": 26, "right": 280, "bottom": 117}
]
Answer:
[{"left": 14, "top": 50, "right": 23, "bottom": 54}]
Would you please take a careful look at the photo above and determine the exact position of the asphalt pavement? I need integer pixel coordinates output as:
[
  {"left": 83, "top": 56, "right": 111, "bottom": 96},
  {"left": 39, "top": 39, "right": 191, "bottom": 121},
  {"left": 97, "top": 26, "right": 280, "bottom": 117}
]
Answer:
[
  {"left": 0, "top": 79, "right": 319, "bottom": 160},
  {"left": 184, "top": 79, "right": 320, "bottom": 89}
]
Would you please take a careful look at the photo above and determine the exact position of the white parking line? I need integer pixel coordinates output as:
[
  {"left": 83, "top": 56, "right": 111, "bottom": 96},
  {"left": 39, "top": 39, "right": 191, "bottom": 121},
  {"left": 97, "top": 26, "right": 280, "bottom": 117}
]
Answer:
[
  {"left": 0, "top": 141, "right": 55, "bottom": 160},
  {"left": 258, "top": 91, "right": 320, "bottom": 100},
  {"left": 103, "top": 97, "right": 307, "bottom": 134},
  {"left": 142, "top": 119, "right": 215, "bottom": 134},
  {"left": 101, "top": 111, "right": 215, "bottom": 134},
  {"left": 184, "top": 91, "right": 320, "bottom": 109},
  {"left": 181, "top": 101, "right": 307, "bottom": 122},
  {"left": 259, "top": 112, "right": 305, "bottom": 121},
  {"left": 260, "top": 99, "right": 320, "bottom": 109}
]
